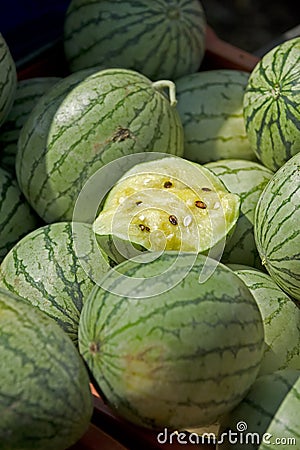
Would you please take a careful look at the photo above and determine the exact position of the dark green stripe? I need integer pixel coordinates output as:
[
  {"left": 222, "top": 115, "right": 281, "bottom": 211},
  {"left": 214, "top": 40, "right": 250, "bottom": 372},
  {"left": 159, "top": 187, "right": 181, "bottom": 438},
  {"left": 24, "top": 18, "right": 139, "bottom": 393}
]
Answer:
[{"left": 255, "top": 164, "right": 298, "bottom": 238}]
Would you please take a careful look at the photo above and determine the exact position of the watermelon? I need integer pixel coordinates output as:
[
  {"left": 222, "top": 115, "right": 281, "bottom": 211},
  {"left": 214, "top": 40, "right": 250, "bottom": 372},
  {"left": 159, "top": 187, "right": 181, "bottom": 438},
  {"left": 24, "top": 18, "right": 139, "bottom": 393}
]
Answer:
[
  {"left": 93, "top": 156, "right": 240, "bottom": 262},
  {"left": 16, "top": 68, "right": 184, "bottom": 223},
  {"left": 227, "top": 264, "right": 261, "bottom": 272},
  {"left": 231, "top": 267, "right": 300, "bottom": 375},
  {"left": 0, "top": 77, "right": 61, "bottom": 174},
  {"left": 64, "top": 0, "right": 206, "bottom": 81},
  {"left": 0, "top": 167, "right": 39, "bottom": 262},
  {"left": 79, "top": 252, "right": 264, "bottom": 430},
  {"left": 243, "top": 37, "right": 300, "bottom": 172},
  {"left": 217, "top": 369, "right": 300, "bottom": 449},
  {"left": 0, "top": 221, "right": 111, "bottom": 345},
  {"left": 205, "top": 159, "right": 273, "bottom": 268},
  {"left": 254, "top": 152, "right": 300, "bottom": 301},
  {"left": 0, "top": 287, "right": 93, "bottom": 450},
  {"left": 0, "top": 33, "right": 17, "bottom": 128},
  {"left": 175, "top": 70, "right": 256, "bottom": 164}
]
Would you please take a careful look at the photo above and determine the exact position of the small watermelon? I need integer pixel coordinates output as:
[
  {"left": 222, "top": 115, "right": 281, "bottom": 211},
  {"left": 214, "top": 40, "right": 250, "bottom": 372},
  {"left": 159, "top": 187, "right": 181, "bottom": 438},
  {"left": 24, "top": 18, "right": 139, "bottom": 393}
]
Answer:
[
  {"left": 16, "top": 68, "right": 184, "bottom": 223},
  {"left": 79, "top": 252, "right": 264, "bottom": 430},
  {"left": 0, "top": 221, "right": 111, "bottom": 345},
  {"left": 175, "top": 70, "right": 256, "bottom": 163},
  {"left": 254, "top": 152, "right": 300, "bottom": 301},
  {"left": 217, "top": 369, "right": 300, "bottom": 449},
  {"left": 0, "top": 167, "right": 39, "bottom": 262},
  {"left": 243, "top": 37, "right": 300, "bottom": 171},
  {"left": 93, "top": 156, "right": 240, "bottom": 262},
  {"left": 205, "top": 159, "right": 273, "bottom": 268},
  {"left": 0, "top": 33, "right": 17, "bottom": 127},
  {"left": 231, "top": 267, "right": 300, "bottom": 375},
  {"left": 0, "top": 288, "right": 93, "bottom": 450},
  {"left": 0, "top": 77, "right": 61, "bottom": 174},
  {"left": 64, "top": 0, "right": 206, "bottom": 81}
]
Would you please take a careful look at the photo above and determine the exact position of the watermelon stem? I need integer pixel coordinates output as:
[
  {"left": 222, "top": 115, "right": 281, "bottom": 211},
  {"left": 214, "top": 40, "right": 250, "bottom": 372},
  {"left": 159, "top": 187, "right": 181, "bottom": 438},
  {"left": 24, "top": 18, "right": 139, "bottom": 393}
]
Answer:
[{"left": 151, "top": 80, "right": 177, "bottom": 106}]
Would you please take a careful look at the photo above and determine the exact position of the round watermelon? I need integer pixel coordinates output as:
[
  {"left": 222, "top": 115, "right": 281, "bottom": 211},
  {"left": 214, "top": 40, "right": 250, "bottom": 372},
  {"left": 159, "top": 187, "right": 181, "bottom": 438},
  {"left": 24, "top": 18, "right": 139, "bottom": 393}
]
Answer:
[
  {"left": 232, "top": 267, "right": 300, "bottom": 375},
  {"left": 0, "top": 167, "right": 39, "bottom": 262},
  {"left": 0, "top": 221, "right": 111, "bottom": 345},
  {"left": 205, "top": 159, "right": 273, "bottom": 268},
  {"left": 16, "top": 68, "right": 184, "bottom": 223},
  {"left": 64, "top": 0, "right": 206, "bottom": 80},
  {"left": 217, "top": 369, "right": 300, "bottom": 449},
  {"left": 0, "top": 288, "right": 93, "bottom": 450},
  {"left": 0, "top": 77, "right": 61, "bottom": 174},
  {"left": 0, "top": 33, "right": 17, "bottom": 127},
  {"left": 243, "top": 37, "right": 300, "bottom": 172},
  {"left": 254, "top": 152, "right": 300, "bottom": 301},
  {"left": 79, "top": 252, "right": 264, "bottom": 430},
  {"left": 175, "top": 69, "right": 256, "bottom": 163},
  {"left": 93, "top": 155, "right": 240, "bottom": 263}
]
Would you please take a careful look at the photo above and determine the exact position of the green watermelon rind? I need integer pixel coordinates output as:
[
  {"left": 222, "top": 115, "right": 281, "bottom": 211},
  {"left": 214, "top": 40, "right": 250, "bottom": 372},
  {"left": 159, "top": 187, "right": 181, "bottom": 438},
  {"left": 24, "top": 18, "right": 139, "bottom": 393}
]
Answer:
[
  {"left": 0, "top": 167, "right": 39, "bottom": 262},
  {"left": 217, "top": 369, "right": 300, "bottom": 450},
  {"left": 0, "top": 288, "right": 93, "bottom": 450},
  {"left": 254, "top": 152, "right": 300, "bottom": 301},
  {"left": 79, "top": 252, "right": 264, "bottom": 430},
  {"left": 232, "top": 267, "right": 300, "bottom": 375},
  {"left": 175, "top": 69, "right": 256, "bottom": 164},
  {"left": 0, "top": 77, "right": 61, "bottom": 174},
  {"left": 243, "top": 37, "right": 300, "bottom": 171},
  {"left": 205, "top": 159, "right": 273, "bottom": 269},
  {"left": 16, "top": 68, "right": 184, "bottom": 223},
  {"left": 64, "top": 0, "right": 206, "bottom": 80},
  {"left": 0, "top": 33, "right": 17, "bottom": 127},
  {"left": 0, "top": 221, "right": 111, "bottom": 345}
]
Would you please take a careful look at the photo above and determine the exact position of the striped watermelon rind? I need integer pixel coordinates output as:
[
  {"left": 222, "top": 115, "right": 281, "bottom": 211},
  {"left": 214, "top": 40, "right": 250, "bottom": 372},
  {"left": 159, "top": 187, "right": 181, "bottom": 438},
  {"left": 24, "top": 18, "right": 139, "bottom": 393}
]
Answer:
[
  {"left": 205, "top": 159, "right": 273, "bottom": 269},
  {"left": 0, "top": 33, "right": 17, "bottom": 127},
  {"left": 232, "top": 267, "right": 300, "bottom": 375},
  {"left": 175, "top": 69, "right": 256, "bottom": 164},
  {"left": 0, "top": 167, "right": 39, "bottom": 262},
  {"left": 217, "top": 369, "right": 300, "bottom": 449},
  {"left": 0, "top": 77, "right": 61, "bottom": 174},
  {"left": 64, "top": 0, "right": 206, "bottom": 81},
  {"left": 15, "top": 67, "right": 100, "bottom": 223},
  {"left": 0, "top": 221, "right": 111, "bottom": 345},
  {"left": 0, "top": 288, "right": 93, "bottom": 450},
  {"left": 243, "top": 37, "right": 300, "bottom": 171},
  {"left": 254, "top": 152, "right": 300, "bottom": 301},
  {"left": 79, "top": 252, "right": 264, "bottom": 429},
  {"left": 16, "top": 68, "right": 184, "bottom": 223}
]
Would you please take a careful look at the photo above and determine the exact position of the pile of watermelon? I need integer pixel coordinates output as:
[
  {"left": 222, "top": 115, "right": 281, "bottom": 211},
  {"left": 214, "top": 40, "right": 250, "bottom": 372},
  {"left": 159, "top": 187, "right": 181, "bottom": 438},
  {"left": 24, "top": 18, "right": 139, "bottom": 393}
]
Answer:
[{"left": 0, "top": 2, "right": 299, "bottom": 449}]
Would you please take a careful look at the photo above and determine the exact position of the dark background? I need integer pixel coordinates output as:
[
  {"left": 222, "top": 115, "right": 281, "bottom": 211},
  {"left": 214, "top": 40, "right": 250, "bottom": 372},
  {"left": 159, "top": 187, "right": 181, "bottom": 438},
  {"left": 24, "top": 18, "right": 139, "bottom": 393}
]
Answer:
[
  {"left": 0, "top": 0, "right": 298, "bottom": 63},
  {"left": 201, "top": 0, "right": 298, "bottom": 54}
]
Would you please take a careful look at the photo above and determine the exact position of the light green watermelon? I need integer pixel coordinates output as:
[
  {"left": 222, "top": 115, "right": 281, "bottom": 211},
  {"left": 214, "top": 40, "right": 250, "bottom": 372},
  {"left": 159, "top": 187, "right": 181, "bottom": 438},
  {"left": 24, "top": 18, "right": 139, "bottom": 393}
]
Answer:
[
  {"left": 175, "top": 70, "right": 256, "bottom": 163},
  {"left": 0, "top": 287, "right": 93, "bottom": 450},
  {"left": 0, "top": 33, "right": 17, "bottom": 127},
  {"left": 205, "top": 159, "right": 273, "bottom": 268},
  {"left": 217, "top": 369, "right": 300, "bottom": 449},
  {"left": 64, "top": 0, "right": 206, "bottom": 80},
  {"left": 16, "top": 68, "right": 184, "bottom": 223},
  {"left": 231, "top": 267, "right": 300, "bottom": 375},
  {"left": 254, "top": 152, "right": 300, "bottom": 301},
  {"left": 0, "top": 167, "right": 39, "bottom": 262},
  {"left": 0, "top": 221, "right": 111, "bottom": 345},
  {"left": 0, "top": 77, "right": 61, "bottom": 174},
  {"left": 93, "top": 156, "right": 240, "bottom": 263},
  {"left": 243, "top": 37, "right": 300, "bottom": 171},
  {"left": 79, "top": 252, "right": 264, "bottom": 430}
]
